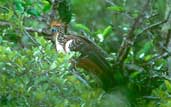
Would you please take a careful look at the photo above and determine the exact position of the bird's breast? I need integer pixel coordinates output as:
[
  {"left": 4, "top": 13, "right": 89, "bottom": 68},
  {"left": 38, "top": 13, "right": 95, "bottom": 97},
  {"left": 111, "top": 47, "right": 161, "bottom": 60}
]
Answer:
[
  {"left": 56, "top": 41, "right": 65, "bottom": 53},
  {"left": 56, "top": 39, "right": 74, "bottom": 53},
  {"left": 65, "top": 39, "right": 73, "bottom": 52}
]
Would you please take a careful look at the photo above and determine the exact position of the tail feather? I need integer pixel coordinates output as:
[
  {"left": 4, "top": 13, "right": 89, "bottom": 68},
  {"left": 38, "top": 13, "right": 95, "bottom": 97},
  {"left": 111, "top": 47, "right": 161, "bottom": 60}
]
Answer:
[
  {"left": 76, "top": 51, "right": 114, "bottom": 91},
  {"left": 88, "top": 52, "right": 114, "bottom": 91}
]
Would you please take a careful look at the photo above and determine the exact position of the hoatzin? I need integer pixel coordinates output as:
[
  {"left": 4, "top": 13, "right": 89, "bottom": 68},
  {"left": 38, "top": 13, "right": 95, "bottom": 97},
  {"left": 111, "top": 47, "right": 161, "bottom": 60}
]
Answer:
[{"left": 50, "top": 21, "right": 114, "bottom": 91}]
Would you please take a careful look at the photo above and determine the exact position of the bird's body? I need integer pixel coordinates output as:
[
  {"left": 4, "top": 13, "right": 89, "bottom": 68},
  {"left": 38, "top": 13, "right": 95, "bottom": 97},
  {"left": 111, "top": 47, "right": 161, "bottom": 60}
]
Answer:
[{"left": 51, "top": 21, "right": 114, "bottom": 91}]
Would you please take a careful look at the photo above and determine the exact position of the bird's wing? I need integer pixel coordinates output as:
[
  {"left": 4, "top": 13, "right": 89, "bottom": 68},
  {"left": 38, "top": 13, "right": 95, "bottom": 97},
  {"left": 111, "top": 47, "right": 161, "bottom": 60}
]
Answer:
[
  {"left": 65, "top": 34, "right": 109, "bottom": 57},
  {"left": 65, "top": 34, "right": 114, "bottom": 91}
]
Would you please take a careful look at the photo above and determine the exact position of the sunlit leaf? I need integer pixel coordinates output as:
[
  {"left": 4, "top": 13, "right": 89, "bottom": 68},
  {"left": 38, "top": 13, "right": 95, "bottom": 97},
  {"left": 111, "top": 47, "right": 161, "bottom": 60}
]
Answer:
[
  {"left": 42, "top": 0, "right": 51, "bottom": 12},
  {"left": 107, "top": 5, "right": 125, "bottom": 12},
  {"left": 102, "top": 26, "right": 112, "bottom": 38},
  {"left": 165, "top": 80, "right": 171, "bottom": 93},
  {"left": 130, "top": 71, "right": 142, "bottom": 78},
  {"left": 74, "top": 23, "right": 91, "bottom": 33}
]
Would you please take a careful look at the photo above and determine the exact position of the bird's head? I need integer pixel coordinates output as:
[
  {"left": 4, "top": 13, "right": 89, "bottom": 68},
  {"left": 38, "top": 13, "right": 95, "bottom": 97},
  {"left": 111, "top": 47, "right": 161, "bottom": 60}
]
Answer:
[{"left": 50, "top": 21, "right": 65, "bottom": 39}]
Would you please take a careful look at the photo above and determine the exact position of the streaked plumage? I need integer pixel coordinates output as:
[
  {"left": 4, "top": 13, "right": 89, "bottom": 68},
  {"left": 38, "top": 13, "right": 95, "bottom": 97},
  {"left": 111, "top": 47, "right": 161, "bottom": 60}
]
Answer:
[{"left": 50, "top": 21, "right": 114, "bottom": 91}]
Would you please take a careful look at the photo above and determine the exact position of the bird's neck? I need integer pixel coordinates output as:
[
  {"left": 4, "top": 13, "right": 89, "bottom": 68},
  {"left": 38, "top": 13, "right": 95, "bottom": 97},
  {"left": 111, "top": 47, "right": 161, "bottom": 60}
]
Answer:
[
  {"left": 57, "top": 27, "right": 66, "bottom": 45},
  {"left": 58, "top": 26, "right": 65, "bottom": 38},
  {"left": 58, "top": 31, "right": 65, "bottom": 38}
]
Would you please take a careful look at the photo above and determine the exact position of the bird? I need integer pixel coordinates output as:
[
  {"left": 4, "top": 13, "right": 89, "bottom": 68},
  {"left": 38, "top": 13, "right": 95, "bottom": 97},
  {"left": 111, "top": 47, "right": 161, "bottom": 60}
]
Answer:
[{"left": 50, "top": 20, "right": 114, "bottom": 91}]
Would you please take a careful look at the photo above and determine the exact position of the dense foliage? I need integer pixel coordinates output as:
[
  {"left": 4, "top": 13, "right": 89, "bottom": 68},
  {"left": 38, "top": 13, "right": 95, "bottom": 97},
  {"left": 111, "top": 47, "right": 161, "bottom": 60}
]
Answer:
[{"left": 0, "top": 0, "right": 171, "bottom": 106}]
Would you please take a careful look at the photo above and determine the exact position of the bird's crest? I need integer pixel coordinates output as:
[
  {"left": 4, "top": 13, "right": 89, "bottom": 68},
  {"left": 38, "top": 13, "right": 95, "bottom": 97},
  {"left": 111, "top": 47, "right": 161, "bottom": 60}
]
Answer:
[
  {"left": 50, "top": 20, "right": 67, "bottom": 33},
  {"left": 50, "top": 20, "right": 63, "bottom": 27}
]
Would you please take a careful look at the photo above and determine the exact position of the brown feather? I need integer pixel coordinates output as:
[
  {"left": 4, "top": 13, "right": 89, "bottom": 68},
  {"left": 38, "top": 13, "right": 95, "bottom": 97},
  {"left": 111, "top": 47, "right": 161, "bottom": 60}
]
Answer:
[{"left": 50, "top": 21, "right": 114, "bottom": 91}]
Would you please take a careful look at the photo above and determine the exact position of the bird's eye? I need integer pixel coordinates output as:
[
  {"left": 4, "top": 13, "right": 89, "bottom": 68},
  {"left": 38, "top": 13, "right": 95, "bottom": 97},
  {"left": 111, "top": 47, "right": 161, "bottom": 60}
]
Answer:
[{"left": 51, "top": 28, "right": 58, "bottom": 33}]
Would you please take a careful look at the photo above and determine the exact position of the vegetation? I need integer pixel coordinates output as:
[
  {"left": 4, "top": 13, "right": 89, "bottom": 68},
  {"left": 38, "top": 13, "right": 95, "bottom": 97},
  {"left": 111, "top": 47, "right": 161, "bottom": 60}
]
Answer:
[{"left": 0, "top": 0, "right": 171, "bottom": 106}]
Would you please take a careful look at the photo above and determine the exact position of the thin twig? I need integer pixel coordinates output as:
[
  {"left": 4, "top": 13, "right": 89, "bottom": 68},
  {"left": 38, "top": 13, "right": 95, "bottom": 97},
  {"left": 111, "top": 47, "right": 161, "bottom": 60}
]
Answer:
[
  {"left": 145, "top": 13, "right": 159, "bottom": 19},
  {"left": 105, "top": 0, "right": 116, "bottom": 6},
  {"left": 165, "top": 29, "right": 171, "bottom": 47},
  {"left": 24, "top": 30, "right": 40, "bottom": 45},
  {"left": 25, "top": 27, "right": 51, "bottom": 36},
  {"left": 70, "top": 67, "right": 91, "bottom": 88},
  {"left": 137, "top": 11, "right": 171, "bottom": 36}
]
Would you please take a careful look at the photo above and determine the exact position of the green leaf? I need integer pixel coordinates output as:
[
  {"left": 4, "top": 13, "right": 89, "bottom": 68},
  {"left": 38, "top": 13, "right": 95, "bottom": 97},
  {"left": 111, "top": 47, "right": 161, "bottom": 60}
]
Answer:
[
  {"left": 35, "top": 36, "right": 47, "bottom": 46},
  {"left": 74, "top": 23, "right": 91, "bottom": 33},
  {"left": 144, "top": 54, "right": 153, "bottom": 61},
  {"left": 42, "top": 0, "right": 51, "bottom": 12},
  {"left": 130, "top": 71, "right": 141, "bottom": 78},
  {"left": 35, "top": 91, "right": 46, "bottom": 100},
  {"left": 107, "top": 5, "right": 125, "bottom": 12},
  {"left": 136, "top": 40, "right": 153, "bottom": 59},
  {"left": 0, "top": 7, "right": 13, "bottom": 20},
  {"left": 27, "top": 8, "right": 40, "bottom": 16},
  {"left": 43, "top": 4, "right": 51, "bottom": 12},
  {"left": 165, "top": 80, "right": 171, "bottom": 93},
  {"left": 58, "top": 0, "right": 72, "bottom": 23},
  {"left": 15, "top": 1, "right": 24, "bottom": 13},
  {"left": 25, "top": 0, "right": 34, "bottom": 5},
  {"left": 50, "top": 61, "right": 57, "bottom": 70},
  {"left": 102, "top": 26, "right": 112, "bottom": 38}
]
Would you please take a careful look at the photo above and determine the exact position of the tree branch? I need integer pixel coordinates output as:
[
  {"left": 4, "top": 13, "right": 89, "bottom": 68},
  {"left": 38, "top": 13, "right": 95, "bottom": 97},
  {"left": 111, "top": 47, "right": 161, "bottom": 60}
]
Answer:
[
  {"left": 25, "top": 27, "right": 51, "bottom": 36},
  {"left": 0, "top": 21, "right": 11, "bottom": 26},
  {"left": 0, "top": 20, "right": 51, "bottom": 37},
  {"left": 165, "top": 29, "right": 171, "bottom": 47},
  {"left": 137, "top": 11, "right": 171, "bottom": 36},
  {"left": 117, "top": 0, "right": 151, "bottom": 65}
]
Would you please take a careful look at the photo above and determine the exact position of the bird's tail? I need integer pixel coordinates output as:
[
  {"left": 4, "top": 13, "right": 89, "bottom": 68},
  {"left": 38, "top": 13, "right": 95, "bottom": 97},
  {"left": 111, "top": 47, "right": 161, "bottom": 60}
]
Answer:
[{"left": 76, "top": 51, "right": 114, "bottom": 91}]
